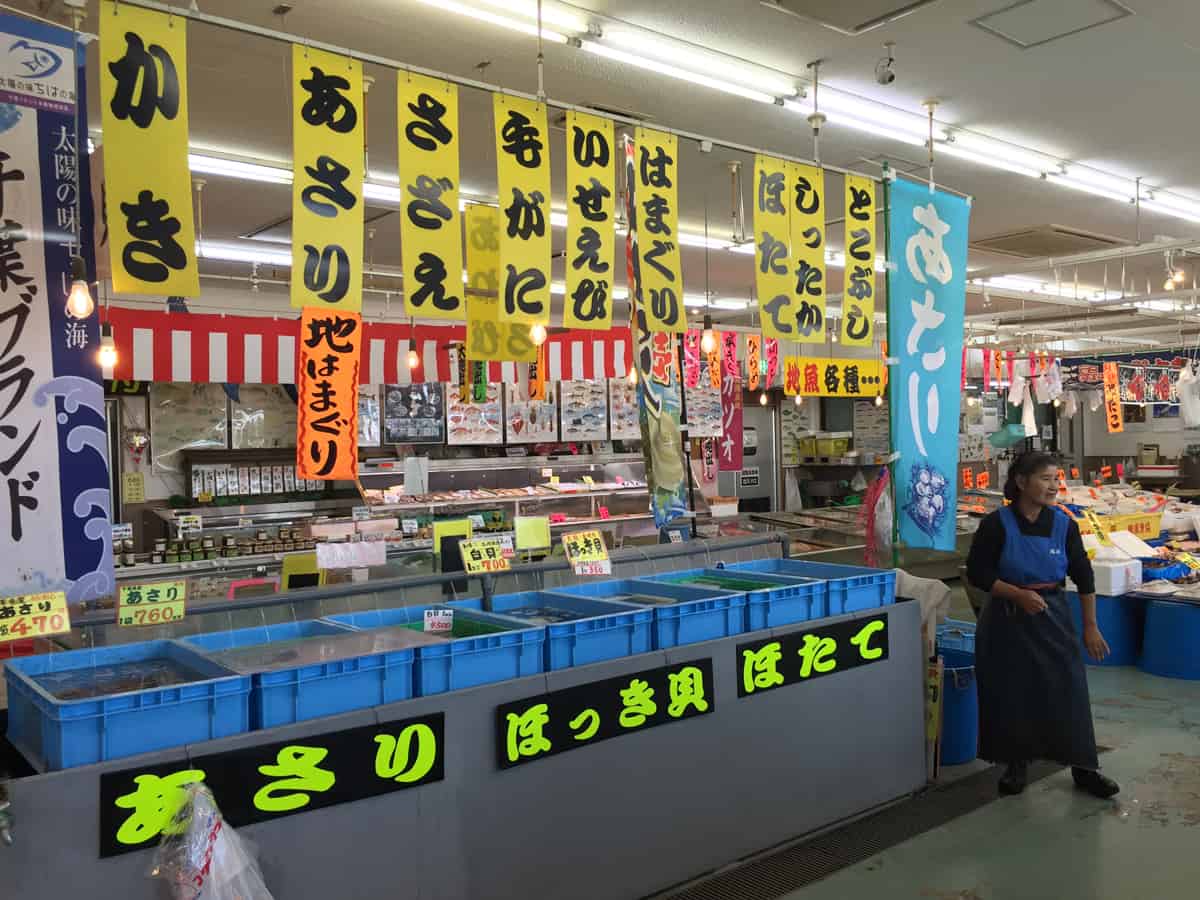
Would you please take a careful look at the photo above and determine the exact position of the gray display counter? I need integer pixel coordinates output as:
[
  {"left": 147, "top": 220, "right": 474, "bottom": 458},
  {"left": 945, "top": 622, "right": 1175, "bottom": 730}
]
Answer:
[{"left": 1, "top": 601, "right": 924, "bottom": 899}]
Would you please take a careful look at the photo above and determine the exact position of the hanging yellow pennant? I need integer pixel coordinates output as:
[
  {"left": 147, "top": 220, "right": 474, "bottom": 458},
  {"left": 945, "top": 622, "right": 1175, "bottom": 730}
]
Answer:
[
  {"left": 707, "top": 331, "right": 722, "bottom": 389},
  {"left": 290, "top": 45, "right": 364, "bottom": 312},
  {"left": 465, "top": 205, "right": 537, "bottom": 363},
  {"left": 753, "top": 154, "right": 793, "bottom": 341},
  {"left": 493, "top": 94, "right": 552, "bottom": 327},
  {"left": 397, "top": 71, "right": 463, "bottom": 321},
  {"left": 635, "top": 127, "right": 684, "bottom": 333},
  {"left": 783, "top": 355, "right": 802, "bottom": 396},
  {"left": 797, "top": 357, "right": 883, "bottom": 397},
  {"left": 791, "top": 162, "right": 827, "bottom": 344},
  {"left": 840, "top": 175, "right": 876, "bottom": 346},
  {"left": 99, "top": 0, "right": 198, "bottom": 296},
  {"left": 564, "top": 111, "right": 615, "bottom": 331}
]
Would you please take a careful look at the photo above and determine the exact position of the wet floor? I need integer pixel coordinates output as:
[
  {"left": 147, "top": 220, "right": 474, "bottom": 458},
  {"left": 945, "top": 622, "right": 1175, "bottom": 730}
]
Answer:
[{"left": 784, "top": 665, "right": 1200, "bottom": 900}]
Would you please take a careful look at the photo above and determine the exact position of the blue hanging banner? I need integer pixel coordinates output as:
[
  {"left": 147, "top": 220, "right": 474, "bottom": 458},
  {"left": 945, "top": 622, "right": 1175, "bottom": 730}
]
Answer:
[{"left": 887, "top": 178, "right": 971, "bottom": 551}]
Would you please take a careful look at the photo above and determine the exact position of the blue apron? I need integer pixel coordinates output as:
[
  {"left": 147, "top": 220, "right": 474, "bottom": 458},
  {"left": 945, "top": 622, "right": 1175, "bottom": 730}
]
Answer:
[{"left": 974, "top": 506, "right": 1099, "bottom": 768}]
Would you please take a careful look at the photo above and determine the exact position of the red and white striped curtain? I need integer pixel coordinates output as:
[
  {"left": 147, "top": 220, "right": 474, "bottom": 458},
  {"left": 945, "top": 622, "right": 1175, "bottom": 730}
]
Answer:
[{"left": 102, "top": 307, "right": 633, "bottom": 385}]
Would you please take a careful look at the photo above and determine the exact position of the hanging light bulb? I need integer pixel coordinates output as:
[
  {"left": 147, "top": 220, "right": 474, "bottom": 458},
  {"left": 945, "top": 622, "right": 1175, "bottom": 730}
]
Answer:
[
  {"left": 793, "top": 393, "right": 803, "bottom": 406},
  {"left": 65, "top": 256, "right": 94, "bottom": 319},
  {"left": 406, "top": 337, "right": 420, "bottom": 370},
  {"left": 1053, "top": 397, "right": 1062, "bottom": 408},
  {"left": 759, "top": 391, "right": 768, "bottom": 406},
  {"left": 1175, "top": 269, "right": 1186, "bottom": 284},
  {"left": 529, "top": 322, "right": 548, "bottom": 346},
  {"left": 1165, "top": 276, "right": 1176, "bottom": 291},
  {"left": 699, "top": 314, "right": 716, "bottom": 354},
  {"left": 874, "top": 393, "right": 884, "bottom": 407},
  {"left": 98, "top": 323, "right": 117, "bottom": 369},
  {"left": 627, "top": 366, "right": 637, "bottom": 384}
]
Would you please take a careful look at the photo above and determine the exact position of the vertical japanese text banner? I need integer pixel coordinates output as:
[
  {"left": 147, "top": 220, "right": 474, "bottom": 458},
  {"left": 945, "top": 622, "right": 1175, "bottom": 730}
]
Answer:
[
  {"left": 840, "top": 175, "right": 876, "bottom": 346},
  {"left": 564, "top": 111, "right": 614, "bottom": 330},
  {"left": 1102, "top": 362, "right": 1124, "bottom": 434},
  {"left": 464, "top": 205, "right": 536, "bottom": 363},
  {"left": 754, "top": 154, "right": 793, "bottom": 341},
  {"left": 494, "top": 94, "right": 551, "bottom": 327},
  {"left": 790, "top": 163, "right": 826, "bottom": 343},
  {"left": 397, "top": 71, "right": 463, "bottom": 321},
  {"left": 98, "top": 0, "right": 198, "bottom": 296},
  {"left": 0, "top": 13, "right": 114, "bottom": 603},
  {"left": 291, "top": 45, "right": 363, "bottom": 312},
  {"left": 635, "top": 127, "right": 683, "bottom": 333},
  {"left": 297, "top": 308, "right": 361, "bottom": 480},
  {"left": 719, "top": 331, "right": 743, "bottom": 471},
  {"left": 887, "top": 178, "right": 971, "bottom": 550}
]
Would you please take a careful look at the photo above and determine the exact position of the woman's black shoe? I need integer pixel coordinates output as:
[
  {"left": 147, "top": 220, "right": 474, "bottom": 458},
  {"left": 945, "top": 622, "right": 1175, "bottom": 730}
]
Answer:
[
  {"left": 998, "top": 762, "right": 1028, "bottom": 795},
  {"left": 1072, "top": 767, "right": 1120, "bottom": 798}
]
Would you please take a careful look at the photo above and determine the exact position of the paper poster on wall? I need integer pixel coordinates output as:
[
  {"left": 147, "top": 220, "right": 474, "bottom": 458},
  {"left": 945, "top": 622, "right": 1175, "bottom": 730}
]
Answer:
[
  {"left": 447, "top": 382, "right": 502, "bottom": 445},
  {"left": 384, "top": 383, "right": 445, "bottom": 444},
  {"left": 560, "top": 380, "right": 608, "bottom": 442},
  {"left": 609, "top": 378, "right": 640, "bottom": 441},
  {"left": 506, "top": 382, "right": 558, "bottom": 443},
  {"left": 684, "top": 355, "right": 722, "bottom": 439}
]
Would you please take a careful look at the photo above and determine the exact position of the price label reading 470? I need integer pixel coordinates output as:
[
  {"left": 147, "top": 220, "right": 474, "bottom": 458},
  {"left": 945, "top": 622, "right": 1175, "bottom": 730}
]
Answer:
[
  {"left": 562, "top": 529, "right": 612, "bottom": 576},
  {"left": 460, "top": 539, "right": 510, "bottom": 575},
  {"left": 118, "top": 581, "right": 187, "bottom": 628},
  {"left": 0, "top": 590, "right": 71, "bottom": 642}
]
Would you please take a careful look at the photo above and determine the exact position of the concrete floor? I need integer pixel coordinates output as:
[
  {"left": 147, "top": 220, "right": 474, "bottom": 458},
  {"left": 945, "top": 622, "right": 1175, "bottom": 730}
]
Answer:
[{"left": 783, "top": 657, "right": 1200, "bottom": 899}]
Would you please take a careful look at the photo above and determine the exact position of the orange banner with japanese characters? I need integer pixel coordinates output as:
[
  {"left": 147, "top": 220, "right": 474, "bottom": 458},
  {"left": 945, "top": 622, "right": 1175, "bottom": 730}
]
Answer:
[
  {"left": 1103, "top": 362, "right": 1124, "bottom": 433},
  {"left": 297, "top": 308, "right": 361, "bottom": 480}
]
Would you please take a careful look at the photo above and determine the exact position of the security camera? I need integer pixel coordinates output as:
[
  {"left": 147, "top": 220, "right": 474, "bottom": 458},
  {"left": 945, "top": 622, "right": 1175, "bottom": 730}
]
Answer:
[{"left": 875, "top": 42, "right": 896, "bottom": 85}]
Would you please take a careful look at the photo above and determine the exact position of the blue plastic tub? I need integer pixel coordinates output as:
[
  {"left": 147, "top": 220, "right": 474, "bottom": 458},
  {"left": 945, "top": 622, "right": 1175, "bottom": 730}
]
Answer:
[
  {"left": 645, "top": 567, "right": 826, "bottom": 631},
  {"left": 549, "top": 579, "right": 746, "bottom": 649},
  {"left": 488, "top": 591, "right": 654, "bottom": 670},
  {"left": 4, "top": 640, "right": 250, "bottom": 771},
  {"left": 936, "top": 619, "right": 977, "bottom": 655},
  {"left": 1140, "top": 599, "right": 1200, "bottom": 680},
  {"left": 722, "top": 558, "right": 896, "bottom": 615},
  {"left": 327, "top": 601, "right": 545, "bottom": 696},
  {"left": 182, "top": 619, "right": 423, "bottom": 729},
  {"left": 1066, "top": 592, "right": 1145, "bottom": 667},
  {"left": 939, "top": 647, "right": 978, "bottom": 766}
]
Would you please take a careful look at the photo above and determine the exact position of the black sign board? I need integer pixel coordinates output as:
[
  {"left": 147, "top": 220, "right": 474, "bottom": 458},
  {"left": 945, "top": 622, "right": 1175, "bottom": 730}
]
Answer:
[
  {"left": 736, "top": 614, "right": 889, "bottom": 698},
  {"left": 496, "top": 658, "right": 714, "bottom": 769},
  {"left": 104, "top": 379, "right": 149, "bottom": 397},
  {"left": 98, "top": 712, "right": 443, "bottom": 858}
]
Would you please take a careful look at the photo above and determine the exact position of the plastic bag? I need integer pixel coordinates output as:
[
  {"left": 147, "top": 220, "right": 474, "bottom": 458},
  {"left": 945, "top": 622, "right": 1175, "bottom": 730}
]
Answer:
[{"left": 150, "top": 783, "right": 274, "bottom": 900}]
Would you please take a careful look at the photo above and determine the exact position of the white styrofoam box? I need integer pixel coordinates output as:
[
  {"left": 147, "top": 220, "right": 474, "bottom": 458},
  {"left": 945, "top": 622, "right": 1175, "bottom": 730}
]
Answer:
[{"left": 1068, "top": 558, "right": 1142, "bottom": 597}]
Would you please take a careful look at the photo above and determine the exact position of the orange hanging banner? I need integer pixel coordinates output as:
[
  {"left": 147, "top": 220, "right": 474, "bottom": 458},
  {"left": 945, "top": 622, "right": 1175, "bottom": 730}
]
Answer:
[
  {"left": 1102, "top": 362, "right": 1124, "bottom": 434},
  {"left": 962, "top": 468, "right": 974, "bottom": 490},
  {"left": 297, "top": 308, "right": 361, "bottom": 480},
  {"left": 976, "top": 471, "right": 991, "bottom": 490}
]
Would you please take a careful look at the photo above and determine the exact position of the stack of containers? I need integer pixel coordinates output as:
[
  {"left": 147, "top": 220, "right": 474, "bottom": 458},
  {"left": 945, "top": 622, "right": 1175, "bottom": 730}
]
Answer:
[{"left": 642, "top": 568, "right": 828, "bottom": 630}]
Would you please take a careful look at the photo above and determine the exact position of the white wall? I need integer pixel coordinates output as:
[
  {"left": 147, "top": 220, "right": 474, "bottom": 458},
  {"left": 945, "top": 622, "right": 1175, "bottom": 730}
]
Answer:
[{"left": 1079, "top": 402, "right": 1200, "bottom": 459}]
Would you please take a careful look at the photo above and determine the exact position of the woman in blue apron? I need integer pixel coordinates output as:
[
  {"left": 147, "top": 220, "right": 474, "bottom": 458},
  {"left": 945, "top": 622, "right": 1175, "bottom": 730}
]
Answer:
[{"left": 966, "top": 452, "right": 1119, "bottom": 798}]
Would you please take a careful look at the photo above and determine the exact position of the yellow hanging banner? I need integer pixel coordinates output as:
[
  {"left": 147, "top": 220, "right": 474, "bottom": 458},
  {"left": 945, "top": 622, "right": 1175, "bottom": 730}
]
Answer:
[
  {"left": 564, "top": 111, "right": 615, "bottom": 330},
  {"left": 465, "top": 205, "right": 537, "bottom": 363},
  {"left": 746, "top": 334, "right": 762, "bottom": 392},
  {"left": 397, "top": 71, "right": 464, "bottom": 321},
  {"left": 840, "top": 175, "right": 876, "bottom": 346},
  {"left": 783, "top": 355, "right": 802, "bottom": 396},
  {"left": 635, "top": 127, "right": 684, "bottom": 333},
  {"left": 493, "top": 94, "right": 552, "bottom": 327},
  {"left": 754, "top": 154, "right": 794, "bottom": 341},
  {"left": 797, "top": 357, "right": 884, "bottom": 397},
  {"left": 790, "top": 162, "right": 827, "bottom": 344},
  {"left": 291, "top": 45, "right": 364, "bottom": 312},
  {"left": 99, "top": 0, "right": 198, "bottom": 297}
]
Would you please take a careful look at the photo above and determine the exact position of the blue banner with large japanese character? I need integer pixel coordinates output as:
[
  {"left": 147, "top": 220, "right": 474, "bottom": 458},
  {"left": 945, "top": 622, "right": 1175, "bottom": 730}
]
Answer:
[
  {"left": 0, "top": 14, "right": 113, "bottom": 604},
  {"left": 888, "top": 178, "right": 971, "bottom": 551}
]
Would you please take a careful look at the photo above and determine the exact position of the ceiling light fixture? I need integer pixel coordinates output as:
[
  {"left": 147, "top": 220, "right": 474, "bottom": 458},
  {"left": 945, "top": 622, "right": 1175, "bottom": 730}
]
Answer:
[
  {"left": 65, "top": 256, "right": 94, "bottom": 319},
  {"left": 935, "top": 143, "right": 1044, "bottom": 179},
  {"left": 759, "top": 391, "right": 768, "bottom": 406},
  {"left": 700, "top": 315, "right": 717, "bottom": 353},
  {"left": 781, "top": 99, "right": 926, "bottom": 148},
  {"left": 579, "top": 40, "right": 777, "bottom": 105},
  {"left": 529, "top": 322, "right": 548, "bottom": 346},
  {"left": 406, "top": 337, "right": 420, "bottom": 369},
  {"left": 98, "top": 323, "right": 117, "bottom": 369},
  {"left": 1043, "top": 172, "right": 1134, "bottom": 204},
  {"left": 414, "top": 0, "right": 569, "bottom": 43},
  {"left": 600, "top": 29, "right": 797, "bottom": 96},
  {"left": 465, "top": 0, "right": 589, "bottom": 33}
]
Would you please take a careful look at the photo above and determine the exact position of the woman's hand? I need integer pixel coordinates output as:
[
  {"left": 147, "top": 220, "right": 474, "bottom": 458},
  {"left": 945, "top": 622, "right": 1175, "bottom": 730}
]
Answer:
[
  {"left": 1084, "top": 624, "right": 1111, "bottom": 662},
  {"left": 1013, "top": 589, "right": 1048, "bottom": 615}
]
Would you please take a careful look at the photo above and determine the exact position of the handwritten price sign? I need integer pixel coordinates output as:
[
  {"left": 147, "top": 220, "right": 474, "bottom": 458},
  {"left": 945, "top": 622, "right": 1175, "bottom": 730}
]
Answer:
[
  {"left": 0, "top": 590, "right": 71, "bottom": 641},
  {"left": 118, "top": 581, "right": 187, "bottom": 628},
  {"left": 562, "top": 529, "right": 612, "bottom": 576},
  {"left": 460, "top": 539, "right": 511, "bottom": 575}
]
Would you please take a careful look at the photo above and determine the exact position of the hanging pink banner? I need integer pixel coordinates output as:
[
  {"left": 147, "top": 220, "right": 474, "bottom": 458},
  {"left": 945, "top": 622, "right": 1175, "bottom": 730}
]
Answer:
[
  {"left": 765, "top": 338, "right": 779, "bottom": 387},
  {"left": 719, "top": 331, "right": 743, "bottom": 472},
  {"left": 683, "top": 329, "right": 701, "bottom": 388}
]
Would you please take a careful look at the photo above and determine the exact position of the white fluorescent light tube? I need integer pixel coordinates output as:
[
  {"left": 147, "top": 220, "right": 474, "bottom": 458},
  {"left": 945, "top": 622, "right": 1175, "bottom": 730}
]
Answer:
[
  {"left": 948, "top": 132, "right": 1059, "bottom": 174},
  {"left": 414, "top": 0, "right": 568, "bottom": 42},
  {"left": 189, "top": 153, "right": 292, "bottom": 185},
  {"left": 1044, "top": 172, "right": 1134, "bottom": 204},
  {"left": 580, "top": 40, "right": 776, "bottom": 105},
  {"left": 1141, "top": 199, "right": 1200, "bottom": 224},
  {"left": 683, "top": 294, "right": 710, "bottom": 308},
  {"left": 1061, "top": 165, "right": 1139, "bottom": 197},
  {"left": 602, "top": 30, "right": 796, "bottom": 97},
  {"left": 936, "top": 143, "right": 1043, "bottom": 179},
  {"left": 675, "top": 232, "right": 732, "bottom": 250},
  {"left": 467, "top": 0, "right": 589, "bottom": 33},
  {"left": 1142, "top": 192, "right": 1200, "bottom": 219},
  {"left": 363, "top": 182, "right": 403, "bottom": 204},
  {"left": 782, "top": 100, "right": 924, "bottom": 148},
  {"left": 711, "top": 299, "right": 748, "bottom": 310},
  {"left": 198, "top": 241, "right": 292, "bottom": 266},
  {"left": 728, "top": 242, "right": 756, "bottom": 255},
  {"left": 807, "top": 92, "right": 930, "bottom": 142}
]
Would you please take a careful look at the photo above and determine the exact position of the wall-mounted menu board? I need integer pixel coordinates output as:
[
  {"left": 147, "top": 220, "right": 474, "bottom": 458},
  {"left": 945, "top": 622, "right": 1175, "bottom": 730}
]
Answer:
[
  {"left": 506, "top": 383, "right": 558, "bottom": 443},
  {"left": 383, "top": 383, "right": 445, "bottom": 445}
]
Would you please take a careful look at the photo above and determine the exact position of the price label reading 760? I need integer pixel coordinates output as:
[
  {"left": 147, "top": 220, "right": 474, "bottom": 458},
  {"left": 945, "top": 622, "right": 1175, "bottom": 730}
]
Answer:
[{"left": 118, "top": 581, "right": 187, "bottom": 628}]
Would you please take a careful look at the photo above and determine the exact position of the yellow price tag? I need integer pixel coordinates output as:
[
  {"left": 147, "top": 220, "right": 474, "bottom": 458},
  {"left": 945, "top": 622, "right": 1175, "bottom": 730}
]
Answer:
[
  {"left": 460, "top": 538, "right": 510, "bottom": 575},
  {"left": 0, "top": 591, "right": 70, "bottom": 642},
  {"left": 1176, "top": 552, "right": 1200, "bottom": 572},
  {"left": 562, "top": 529, "right": 611, "bottom": 576},
  {"left": 1082, "top": 509, "right": 1109, "bottom": 545},
  {"left": 581, "top": 475, "right": 595, "bottom": 486},
  {"left": 118, "top": 581, "right": 187, "bottom": 628}
]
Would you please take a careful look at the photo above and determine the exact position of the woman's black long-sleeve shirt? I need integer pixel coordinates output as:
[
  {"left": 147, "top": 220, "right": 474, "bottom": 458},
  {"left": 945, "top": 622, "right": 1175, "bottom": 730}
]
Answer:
[{"left": 966, "top": 507, "right": 1096, "bottom": 594}]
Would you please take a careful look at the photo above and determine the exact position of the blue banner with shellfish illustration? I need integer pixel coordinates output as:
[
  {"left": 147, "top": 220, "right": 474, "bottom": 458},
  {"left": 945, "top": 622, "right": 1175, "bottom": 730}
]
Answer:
[{"left": 887, "top": 178, "right": 970, "bottom": 551}]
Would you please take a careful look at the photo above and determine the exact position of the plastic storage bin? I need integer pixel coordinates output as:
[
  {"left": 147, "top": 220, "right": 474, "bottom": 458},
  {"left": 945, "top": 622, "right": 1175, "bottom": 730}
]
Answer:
[
  {"left": 646, "top": 567, "right": 827, "bottom": 631},
  {"left": 936, "top": 619, "right": 977, "bottom": 655},
  {"left": 939, "top": 647, "right": 978, "bottom": 766},
  {"left": 4, "top": 640, "right": 250, "bottom": 771},
  {"left": 1139, "top": 599, "right": 1200, "bottom": 680},
  {"left": 723, "top": 558, "right": 896, "bottom": 616},
  {"left": 1066, "top": 592, "right": 1145, "bottom": 667},
  {"left": 327, "top": 601, "right": 545, "bottom": 696},
  {"left": 549, "top": 579, "right": 746, "bottom": 649},
  {"left": 488, "top": 591, "right": 654, "bottom": 670},
  {"left": 183, "top": 619, "right": 430, "bottom": 728}
]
